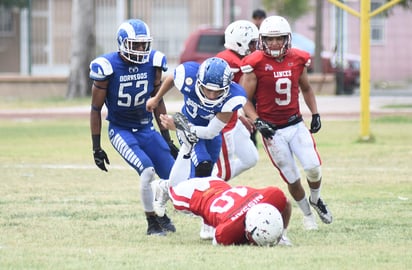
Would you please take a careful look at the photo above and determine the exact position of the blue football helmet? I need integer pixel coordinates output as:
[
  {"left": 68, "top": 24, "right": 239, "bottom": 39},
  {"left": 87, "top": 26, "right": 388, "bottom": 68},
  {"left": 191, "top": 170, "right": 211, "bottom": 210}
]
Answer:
[
  {"left": 116, "top": 19, "right": 152, "bottom": 64},
  {"left": 195, "top": 57, "right": 233, "bottom": 107}
]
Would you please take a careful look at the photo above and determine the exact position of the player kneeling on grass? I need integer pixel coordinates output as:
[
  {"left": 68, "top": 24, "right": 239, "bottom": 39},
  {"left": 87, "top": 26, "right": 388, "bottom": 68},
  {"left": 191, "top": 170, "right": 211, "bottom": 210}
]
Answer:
[{"left": 153, "top": 113, "right": 293, "bottom": 246}]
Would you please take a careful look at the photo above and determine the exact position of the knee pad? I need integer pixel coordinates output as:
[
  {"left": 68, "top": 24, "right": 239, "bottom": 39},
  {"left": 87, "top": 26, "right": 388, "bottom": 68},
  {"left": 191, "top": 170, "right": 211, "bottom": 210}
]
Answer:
[
  {"left": 140, "top": 167, "right": 155, "bottom": 212},
  {"left": 195, "top": 161, "right": 213, "bottom": 177},
  {"left": 305, "top": 166, "right": 322, "bottom": 182},
  {"left": 140, "top": 167, "right": 155, "bottom": 186}
]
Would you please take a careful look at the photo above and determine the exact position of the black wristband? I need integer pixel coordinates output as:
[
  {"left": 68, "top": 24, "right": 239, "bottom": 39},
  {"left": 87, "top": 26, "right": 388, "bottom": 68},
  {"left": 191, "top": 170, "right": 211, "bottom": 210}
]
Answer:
[
  {"left": 92, "top": 134, "right": 101, "bottom": 150},
  {"left": 160, "top": 129, "right": 171, "bottom": 141}
]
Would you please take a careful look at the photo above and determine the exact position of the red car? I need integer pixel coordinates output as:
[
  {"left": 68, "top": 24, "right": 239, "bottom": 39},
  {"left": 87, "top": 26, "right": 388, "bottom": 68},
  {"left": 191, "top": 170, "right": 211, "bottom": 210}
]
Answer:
[
  {"left": 313, "top": 51, "right": 360, "bottom": 94},
  {"left": 179, "top": 27, "right": 360, "bottom": 94},
  {"left": 179, "top": 26, "right": 225, "bottom": 64}
]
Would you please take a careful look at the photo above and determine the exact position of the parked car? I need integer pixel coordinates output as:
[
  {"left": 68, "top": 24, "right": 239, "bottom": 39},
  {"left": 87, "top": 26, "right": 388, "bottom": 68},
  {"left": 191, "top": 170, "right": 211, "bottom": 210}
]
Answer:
[
  {"left": 179, "top": 27, "right": 360, "bottom": 94},
  {"left": 312, "top": 51, "right": 360, "bottom": 95},
  {"left": 179, "top": 26, "right": 225, "bottom": 64}
]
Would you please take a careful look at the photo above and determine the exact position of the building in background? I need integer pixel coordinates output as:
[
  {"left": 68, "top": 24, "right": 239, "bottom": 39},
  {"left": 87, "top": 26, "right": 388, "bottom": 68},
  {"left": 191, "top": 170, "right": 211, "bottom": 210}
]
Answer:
[{"left": 0, "top": 0, "right": 411, "bottom": 85}]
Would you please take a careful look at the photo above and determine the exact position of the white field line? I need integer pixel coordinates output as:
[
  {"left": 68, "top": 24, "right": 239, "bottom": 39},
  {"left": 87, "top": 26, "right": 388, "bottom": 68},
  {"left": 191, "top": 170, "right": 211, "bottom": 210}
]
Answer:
[
  {"left": 1, "top": 164, "right": 129, "bottom": 170},
  {"left": 0, "top": 163, "right": 410, "bottom": 172}
]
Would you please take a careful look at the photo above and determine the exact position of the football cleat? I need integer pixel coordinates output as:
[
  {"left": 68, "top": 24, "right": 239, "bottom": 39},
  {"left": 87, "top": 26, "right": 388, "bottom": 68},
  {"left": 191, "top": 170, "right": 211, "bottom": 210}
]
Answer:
[
  {"left": 278, "top": 234, "right": 293, "bottom": 246},
  {"left": 146, "top": 215, "right": 167, "bottom": 236},
  {"left": 151, "top": 179, "right": 170, "bottom": 217},
  {"left": 199, "top": 221, "right": 215, "bottom": 240},
  {"left": 303, "top": 213, "right": 318, "bottom": 230},
  {"left": 173, "top": 112, "right": 199, "bottom": 145},
  {"left": 156, "top": 214, "right": 176, "bottom": 233},
  {"left": 309, "top": 196, "right": 333, "bottom": 224}
]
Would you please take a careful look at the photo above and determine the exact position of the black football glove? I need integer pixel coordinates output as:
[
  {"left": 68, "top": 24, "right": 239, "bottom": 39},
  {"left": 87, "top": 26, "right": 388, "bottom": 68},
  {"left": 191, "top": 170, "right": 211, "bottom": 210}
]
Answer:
[
  {"left": 167, "top": 140, "right": 180, "bottom": 159},
  {"left": 161, "top": 129, "right": 180, "bottom": 159},
  {"left": 93, "top": 148, "right": 110, "bottom": 172},
  {"left": 254, "top": 118, "right": 276, "bottom": 139},
  {"left": 310, "top": 113, "right": 321, "bottom": 133}
]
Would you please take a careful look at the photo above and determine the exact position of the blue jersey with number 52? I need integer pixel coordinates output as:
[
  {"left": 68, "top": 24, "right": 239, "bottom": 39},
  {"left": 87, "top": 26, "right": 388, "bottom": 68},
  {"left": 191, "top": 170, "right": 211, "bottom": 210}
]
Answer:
[{"left": 89, "top": 50, "right": 167, "bottom": 129}]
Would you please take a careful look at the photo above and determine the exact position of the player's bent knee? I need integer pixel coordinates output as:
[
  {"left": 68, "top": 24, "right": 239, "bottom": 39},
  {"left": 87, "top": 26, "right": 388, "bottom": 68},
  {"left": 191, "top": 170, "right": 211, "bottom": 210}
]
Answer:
[
  {"left": 195, "top": 161, "right": 213, "bottom": 177},
  {"left": 140, "top": 167, "right": 155, "bottom": 186},
  {"left": 305, "top": 166, "right": 322, "bottom": 182}
]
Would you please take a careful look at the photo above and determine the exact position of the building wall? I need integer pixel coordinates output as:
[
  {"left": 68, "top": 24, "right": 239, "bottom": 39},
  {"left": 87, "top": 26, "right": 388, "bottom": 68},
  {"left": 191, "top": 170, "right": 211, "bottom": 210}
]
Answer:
[
  {"left": 0, "top": 9, "right": 20, "bottom": 73},
  {"left": 0, "top": 0, "right": 411, "bottom": 84},
  {"left": 293, "top": 1, "right": 412, "bottom": 83},
  {"left": 370, "top": 6, "right": 412, "bottom": 82}
]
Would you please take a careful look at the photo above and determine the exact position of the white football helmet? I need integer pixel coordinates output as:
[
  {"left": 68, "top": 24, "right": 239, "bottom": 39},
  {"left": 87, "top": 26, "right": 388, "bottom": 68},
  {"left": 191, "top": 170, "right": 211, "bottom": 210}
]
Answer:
[
  {"left": 224, "top": 20, "right": 259, "bottom": 56},
  {"left": 245, "top": 203, "right": 283, "bottom": 246},
  {"left": 259, "top": 16, "right": 292, "bottom": 58},
  {"left": 116, "top": 19, "right": 152, "bottom": 64}
]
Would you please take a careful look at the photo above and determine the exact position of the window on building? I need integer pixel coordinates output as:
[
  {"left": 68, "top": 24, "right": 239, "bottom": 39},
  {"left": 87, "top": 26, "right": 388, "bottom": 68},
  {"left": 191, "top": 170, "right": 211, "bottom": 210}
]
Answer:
[
  {"left": 0, "top": 6, "right": 13, "bottom": 36},
  {"left": 371, "top": 1, "right": 385, "bottom": 45}
]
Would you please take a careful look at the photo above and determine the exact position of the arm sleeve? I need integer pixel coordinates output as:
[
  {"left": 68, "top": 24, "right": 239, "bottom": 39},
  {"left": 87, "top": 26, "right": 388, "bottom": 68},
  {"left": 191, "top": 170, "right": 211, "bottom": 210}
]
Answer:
[
  {"left": 214, "top": 218, "right": 248, "bottom": 245},
  {"left": 192, "top": 116, "right": 226, "bottom": 139}
]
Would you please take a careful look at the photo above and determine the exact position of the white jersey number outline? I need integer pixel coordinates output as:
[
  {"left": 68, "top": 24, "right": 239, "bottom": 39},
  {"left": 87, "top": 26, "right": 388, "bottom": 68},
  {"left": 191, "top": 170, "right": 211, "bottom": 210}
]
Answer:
[
  {"left": 209, "top": 187, "right": 248, "bottom": 213},
  {"left": 274, "top": 77, "right": 291, "bottom": 106},
  {"left": 117, "top": 80, "right": 148, "bottom": 107}
]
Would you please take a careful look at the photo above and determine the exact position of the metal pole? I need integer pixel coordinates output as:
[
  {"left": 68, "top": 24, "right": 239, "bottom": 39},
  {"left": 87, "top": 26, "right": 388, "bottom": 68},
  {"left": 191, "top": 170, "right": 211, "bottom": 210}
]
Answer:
[
  {"left": 28, "top": 0, "right": 32, "bottom": 75},
  {"left": 230, "top": 0, "right": 235, "bottom": 23},
  {"left": 335, "top": 2, "right": 345, "bottom": 95},
  {"left": 327, "top": 0, "right": 403, "bottom": 141},
  {"left": 359, "top": 0, "right": 371, "bottom": 140}
]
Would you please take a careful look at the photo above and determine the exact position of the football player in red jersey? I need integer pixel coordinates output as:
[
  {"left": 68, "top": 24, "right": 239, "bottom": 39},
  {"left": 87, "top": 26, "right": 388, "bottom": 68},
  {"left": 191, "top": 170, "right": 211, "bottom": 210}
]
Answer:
[
  {"left": 213, "top": 20, "right": 259, "bottom": 182},
  {"left": 165, "top": 129, "right": 292, "bottom": 246},
  {"left": 240, "top": 16, "right": 333, "bottom": 230}
]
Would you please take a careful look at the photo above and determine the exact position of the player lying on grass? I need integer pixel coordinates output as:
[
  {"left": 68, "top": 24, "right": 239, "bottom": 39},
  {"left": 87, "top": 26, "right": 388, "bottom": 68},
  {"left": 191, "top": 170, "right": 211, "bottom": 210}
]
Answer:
[{"left": 155, "top": 112, "right": 293, "bottom": 246}]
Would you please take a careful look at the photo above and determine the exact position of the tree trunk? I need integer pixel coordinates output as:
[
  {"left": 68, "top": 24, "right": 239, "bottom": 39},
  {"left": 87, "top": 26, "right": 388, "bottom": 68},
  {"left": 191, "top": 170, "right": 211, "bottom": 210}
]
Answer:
[
  {"left": 313, "top": 0, "right": 323, "bottom": 73},
  {"left": 66, "top": 0, "right": 95, "bottom": 98}
]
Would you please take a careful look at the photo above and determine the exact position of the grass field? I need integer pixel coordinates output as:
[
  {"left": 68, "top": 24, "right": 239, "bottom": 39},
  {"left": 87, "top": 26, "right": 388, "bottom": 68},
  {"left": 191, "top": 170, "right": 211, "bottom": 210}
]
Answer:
[{"left": 0, "top": 99, "right": 411, "bottom": 270}]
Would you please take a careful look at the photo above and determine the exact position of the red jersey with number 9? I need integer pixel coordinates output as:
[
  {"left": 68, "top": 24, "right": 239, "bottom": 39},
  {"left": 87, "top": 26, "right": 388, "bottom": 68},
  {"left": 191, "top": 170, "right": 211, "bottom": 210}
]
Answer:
[{"left": 241, "top": 48, "right": 311, "bottom": 126}]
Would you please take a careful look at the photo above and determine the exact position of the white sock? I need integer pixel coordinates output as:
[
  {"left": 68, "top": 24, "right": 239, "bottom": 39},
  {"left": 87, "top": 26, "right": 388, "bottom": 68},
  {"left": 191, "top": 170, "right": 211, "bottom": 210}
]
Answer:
[
  {"left": 140, "top": 167, "right": 155, "bottom": 212},
  {"left": 296, "top": 197, "right": 312, "bottom": 216},
  {"left": 310, "top": 187, "right": 321, "bottom": 204}
]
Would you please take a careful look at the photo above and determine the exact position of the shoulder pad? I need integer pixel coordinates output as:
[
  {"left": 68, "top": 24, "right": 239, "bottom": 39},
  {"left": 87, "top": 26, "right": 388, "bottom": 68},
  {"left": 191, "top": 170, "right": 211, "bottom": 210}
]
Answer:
[
  {"left": 174, "top": 62, "right": 199, "bottom": 91},
  {"left": 152, "top": 51, "right": 168, "bottom": 72},
  {"left": 173, "top": 64, "right": 186, "bottom": 90},
  {"left": 305, "top": 58, "right": 312, "bottom": 67},
  {"left": 89, "top": 57, "right": 113, "bottom": 80},
  {"left": 240, "top": 64, "right": 253, "bottom": 73},
  {"left": 222, "top": 95, "right": 247, "bottom": 112}
]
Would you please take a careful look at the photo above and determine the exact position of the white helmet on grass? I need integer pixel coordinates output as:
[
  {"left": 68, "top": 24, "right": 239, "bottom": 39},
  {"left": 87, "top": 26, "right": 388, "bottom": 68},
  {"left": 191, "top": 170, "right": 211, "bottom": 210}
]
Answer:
[{"left": 245, "top": 203, "right": 283, "bottom": 246}]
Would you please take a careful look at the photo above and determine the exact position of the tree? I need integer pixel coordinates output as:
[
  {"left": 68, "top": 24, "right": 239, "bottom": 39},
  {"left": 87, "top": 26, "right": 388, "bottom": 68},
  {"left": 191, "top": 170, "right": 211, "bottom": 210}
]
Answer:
[
  {"left": 66, "top": 0, "right": 95, "bottom": 98},
  {"left": 261, "top": 0, "right": 316, "bottom": 68},
  {"left": 262, "top": 0, "right": 310, "bottom": 22},
  {"left": 0, "top": 0, "right": 27, "bottom": 8}
]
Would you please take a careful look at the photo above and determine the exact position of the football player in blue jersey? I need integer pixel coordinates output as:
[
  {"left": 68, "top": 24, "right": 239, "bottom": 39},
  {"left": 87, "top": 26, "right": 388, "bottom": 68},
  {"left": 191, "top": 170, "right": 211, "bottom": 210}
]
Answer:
[
  {"left": 89, "top": 19, "right": 177, "bottom": 236},
  {"left": 146, "top": 57, "right": 247, "bottom": 239}
]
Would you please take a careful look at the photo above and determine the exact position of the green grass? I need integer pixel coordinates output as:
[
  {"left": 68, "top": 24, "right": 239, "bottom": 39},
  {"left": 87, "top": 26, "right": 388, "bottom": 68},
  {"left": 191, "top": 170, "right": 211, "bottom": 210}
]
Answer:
[
  {"left": 0, "top": 105, "right": 411, "bottom": 269},
  {"left": 0, "top": 97, "right": 91, "bottom": 109}
]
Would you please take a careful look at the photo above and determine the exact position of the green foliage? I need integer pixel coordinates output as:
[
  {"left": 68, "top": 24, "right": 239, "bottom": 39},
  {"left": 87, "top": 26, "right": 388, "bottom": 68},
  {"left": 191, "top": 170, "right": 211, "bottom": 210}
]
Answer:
[
  {"left": 377, "top": 0, "right": 412, "bottom": 16},
  {"left": 396, "top": 0, "right": 412, "bottom": 8},
  {"left": 0, "top": 0, "right": 28, "bottom": 8},
  {"left": 262, "top": 0, "right": 311, "bottom": 21}
]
